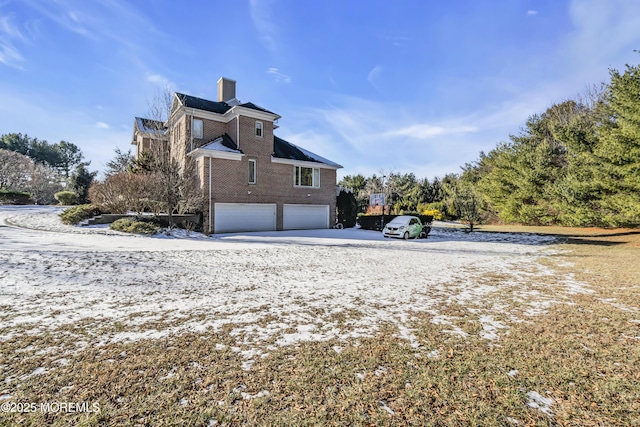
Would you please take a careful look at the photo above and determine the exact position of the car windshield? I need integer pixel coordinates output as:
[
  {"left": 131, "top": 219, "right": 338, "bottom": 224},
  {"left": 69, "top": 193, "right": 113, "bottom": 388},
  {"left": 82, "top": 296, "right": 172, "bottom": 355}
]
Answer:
[{"left": 387, "top": 217, "right": 411, "bottom": 226}]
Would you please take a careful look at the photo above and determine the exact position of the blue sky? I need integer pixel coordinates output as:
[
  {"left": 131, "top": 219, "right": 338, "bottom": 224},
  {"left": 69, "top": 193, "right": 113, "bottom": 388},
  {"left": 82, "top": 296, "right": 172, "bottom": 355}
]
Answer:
[{"left": 1, "top": 0, "right": 639, "bottom": 180}]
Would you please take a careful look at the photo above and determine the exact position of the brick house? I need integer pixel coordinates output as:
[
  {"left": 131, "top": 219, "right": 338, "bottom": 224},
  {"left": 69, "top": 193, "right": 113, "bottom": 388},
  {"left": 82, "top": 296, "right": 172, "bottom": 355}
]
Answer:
[{"left": 132, "top": 77, "right": 342, "bottom": 233}]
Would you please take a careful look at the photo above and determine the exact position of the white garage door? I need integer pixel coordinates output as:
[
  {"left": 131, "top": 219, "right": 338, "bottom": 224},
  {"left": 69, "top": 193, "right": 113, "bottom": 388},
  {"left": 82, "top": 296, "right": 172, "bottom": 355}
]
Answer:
[
  {"left": 214, "top": 203, "right": 276, "bottom": 233},
  {"left": 283, "top": 204, "right": 330, "bottom": 230}
]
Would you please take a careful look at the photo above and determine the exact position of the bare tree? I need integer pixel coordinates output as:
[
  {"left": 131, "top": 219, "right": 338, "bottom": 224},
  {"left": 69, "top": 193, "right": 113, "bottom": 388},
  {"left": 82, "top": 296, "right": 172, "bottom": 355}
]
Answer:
[
  {"left": 0, "top": 149, "right": 62, "bottom": 204},
  {"left": 142, "top": 87, "right": 205, "bottom": 227}
]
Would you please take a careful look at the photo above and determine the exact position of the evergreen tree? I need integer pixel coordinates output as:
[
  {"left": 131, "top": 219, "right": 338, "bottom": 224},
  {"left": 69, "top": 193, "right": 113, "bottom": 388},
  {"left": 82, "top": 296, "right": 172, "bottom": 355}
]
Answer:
[
  {"left": 68, "top": 163, "right": 97, "bottom": 204},
  {"left": 593, "top": 64, "right": 640, "bottom": 226}
]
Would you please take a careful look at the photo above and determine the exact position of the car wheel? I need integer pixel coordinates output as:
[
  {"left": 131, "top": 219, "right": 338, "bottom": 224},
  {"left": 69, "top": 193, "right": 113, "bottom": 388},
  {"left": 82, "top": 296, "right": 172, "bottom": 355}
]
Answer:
[{"left": 403, "top": 231, "right": 409, "bottom": 240}]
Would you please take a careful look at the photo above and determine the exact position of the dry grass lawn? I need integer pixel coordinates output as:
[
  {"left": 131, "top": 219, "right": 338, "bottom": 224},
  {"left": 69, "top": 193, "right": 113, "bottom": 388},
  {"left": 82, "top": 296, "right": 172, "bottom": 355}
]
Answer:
[{"left": 1, "top": 226, "right": 639, "bottom": 426}]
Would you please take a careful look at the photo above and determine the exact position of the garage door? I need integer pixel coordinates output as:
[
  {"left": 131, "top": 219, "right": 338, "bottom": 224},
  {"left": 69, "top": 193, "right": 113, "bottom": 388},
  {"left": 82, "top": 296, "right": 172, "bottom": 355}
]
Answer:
[
  {"left": 214, "top": 203, "right": 276, "bottom": 233},
  {"left": 283, "top": 204, "right": 330, "bottom": 230}
]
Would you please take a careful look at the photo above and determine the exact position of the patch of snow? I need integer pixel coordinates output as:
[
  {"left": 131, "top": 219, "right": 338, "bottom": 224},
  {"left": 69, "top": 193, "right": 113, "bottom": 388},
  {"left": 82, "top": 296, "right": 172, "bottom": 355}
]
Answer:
[
  {"left": 31, "top": 367, "right": 46, "bottom": 376},
  {"left": 199, "top": 137, "right": 241, "bottom": 154},
  {"left": 526, "top": 390, "right": 554, "bottom": 416},
  {"left": 379, "top": 400, "right": 395, "bottom": 416},
  {"left": 241, "top": 390, "right": 270, "bottom": 400},
  {"left": 374, "top": 366, "right": 387, "bottom": 377},
  {"left": 479, "top": 315, "right": 506, "bottom": 340},
  {"left": 0, "top": 206, "right": 592, "bottom": 366},
  {"left": 507, "top": 369, "right": 518, "bottom": 378}
]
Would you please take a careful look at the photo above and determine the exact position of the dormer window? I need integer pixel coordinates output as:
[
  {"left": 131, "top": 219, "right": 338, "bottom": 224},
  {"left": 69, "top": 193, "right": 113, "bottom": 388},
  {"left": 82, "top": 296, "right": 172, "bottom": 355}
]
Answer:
[
  {"left": 193, "top": 119, "right": 203, "bottom": 139},
  {"left": 255, "top": 121, "right": 263, "bottom": 138}
]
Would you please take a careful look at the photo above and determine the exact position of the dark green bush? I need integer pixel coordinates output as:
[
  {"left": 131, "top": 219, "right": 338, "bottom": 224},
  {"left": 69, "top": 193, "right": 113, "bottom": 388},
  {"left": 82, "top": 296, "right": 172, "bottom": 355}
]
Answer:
[
  {"left": 54, "top": 190, "right": 79, "bottom": 205},
  {"left": 59, "top": 204, "right": 102, "bottom": 225},
  {"left": 110, "top": 217, "right": 160, "bottom": 235},
  {"left": 0, "top": 190, "right": 33, "bottom": 205}
]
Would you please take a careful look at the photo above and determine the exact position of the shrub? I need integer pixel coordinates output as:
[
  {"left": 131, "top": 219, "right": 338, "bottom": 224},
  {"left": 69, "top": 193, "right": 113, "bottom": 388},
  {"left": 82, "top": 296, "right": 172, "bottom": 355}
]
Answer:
[
  {"left": 54, "top": 190, "right": 79, "bottom": 205},
  {"left": 110, "top": 217, "right": 160, "bottom": 235},
  {"left": 59, "top": 204, "right": 102, "bottom": 225},
  {"left": 0, "top": 189, "right": 33, "bottom": 205}
]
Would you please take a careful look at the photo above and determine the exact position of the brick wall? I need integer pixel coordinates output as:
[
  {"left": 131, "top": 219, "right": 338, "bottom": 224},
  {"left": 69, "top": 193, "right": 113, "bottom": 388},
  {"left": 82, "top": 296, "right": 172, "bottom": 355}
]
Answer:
[{"left": 174, "top": 108, "right": 338, "bottom": 233}]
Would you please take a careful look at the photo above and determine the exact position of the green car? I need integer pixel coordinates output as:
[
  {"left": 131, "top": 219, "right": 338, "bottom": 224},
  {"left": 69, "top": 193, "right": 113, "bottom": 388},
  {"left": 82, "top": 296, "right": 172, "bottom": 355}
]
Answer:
[{"left": 382, "top": 215, "right": 423, "bottom": 239}]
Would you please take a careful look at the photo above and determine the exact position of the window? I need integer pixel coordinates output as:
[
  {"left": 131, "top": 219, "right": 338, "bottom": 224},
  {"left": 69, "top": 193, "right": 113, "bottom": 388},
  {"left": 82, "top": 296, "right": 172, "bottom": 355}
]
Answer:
[
  {"left": 294, "top": 166, "right": 320, "bottom": 188},
  {"left": 193, "top": 119, "right": 203, "bottom": 139},
  {"left": 248, "top": 159, "right": 256, "bottom": 184},
  {"left": 255, "top": 121, "right": 263, "bottom": 138}
]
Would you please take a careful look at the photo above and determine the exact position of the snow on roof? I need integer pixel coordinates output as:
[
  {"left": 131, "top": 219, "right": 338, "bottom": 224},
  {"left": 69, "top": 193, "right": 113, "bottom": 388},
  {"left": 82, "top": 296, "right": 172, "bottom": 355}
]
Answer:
[
  {"left": 292, "top": 142, "right": 343, "bottom": 168},
  {"left": 135, "top": 117, "right": 166, "bottom": 135},
  {"left": 200, "top": 136, "right": 242, "bottom": 153},
  {"left": 273, "top": 136, "right": 342, "bottom": 168}
]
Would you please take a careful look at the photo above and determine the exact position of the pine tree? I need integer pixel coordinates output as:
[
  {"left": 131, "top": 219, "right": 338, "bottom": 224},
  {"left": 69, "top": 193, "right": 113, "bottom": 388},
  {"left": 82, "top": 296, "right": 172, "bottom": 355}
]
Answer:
[{"left": 594, "top": 64, "right": 640, "bottom": 227}]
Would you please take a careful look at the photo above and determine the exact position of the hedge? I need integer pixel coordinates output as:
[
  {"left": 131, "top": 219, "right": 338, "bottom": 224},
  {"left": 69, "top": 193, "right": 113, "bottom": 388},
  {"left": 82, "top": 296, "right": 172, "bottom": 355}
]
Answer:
[
  {"left": 54, "top": 190, "right": 79, "bottom": 205},
  {"left": 358, "top": 213, "right": 434, "bottom": 231},
  {"left": 110, "top": 217, "right": 160, "bottom": 235},
  {"left": 59, "top": 204, "right": 102, "bottom": 225}
]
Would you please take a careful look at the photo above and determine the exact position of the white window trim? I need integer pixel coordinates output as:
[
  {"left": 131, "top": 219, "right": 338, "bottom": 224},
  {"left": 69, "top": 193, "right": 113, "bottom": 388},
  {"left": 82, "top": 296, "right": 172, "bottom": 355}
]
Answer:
[
  {"left": 255, "top": 121, "right": 263, "bottom": 138},
  {"left": 248, "top": 159, "right": 257, "bottom": 184},
  {"left": 193, "top": 119, "right": 203, "bottom": 139},
  {"left": 294, "top": 165, "right": 320, "bottom": 188}
]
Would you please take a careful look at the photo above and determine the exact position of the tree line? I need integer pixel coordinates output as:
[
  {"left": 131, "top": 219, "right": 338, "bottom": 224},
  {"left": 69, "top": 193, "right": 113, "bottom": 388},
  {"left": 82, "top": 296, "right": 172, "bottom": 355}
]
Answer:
[
  {"left": 0, "top": 133, "right": 96, "bottom": 204},
  {"left": 342, "top": 61, "right": 640, "bottom": 229}
]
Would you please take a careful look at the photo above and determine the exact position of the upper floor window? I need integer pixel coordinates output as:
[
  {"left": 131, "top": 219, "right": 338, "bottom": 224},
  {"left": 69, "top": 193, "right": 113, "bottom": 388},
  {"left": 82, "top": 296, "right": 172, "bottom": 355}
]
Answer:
[
  {"left": 193, "top": 119, "right": 203, "bottom": 139},
  {"left": 294, "top": 166, "right": 320, "bottom": 188},
  {"left": 248, "top": 159, "right": 256, "bottom": 184},
  {"left": 255, "top": 121, "right": 263, "bottom": 138}
]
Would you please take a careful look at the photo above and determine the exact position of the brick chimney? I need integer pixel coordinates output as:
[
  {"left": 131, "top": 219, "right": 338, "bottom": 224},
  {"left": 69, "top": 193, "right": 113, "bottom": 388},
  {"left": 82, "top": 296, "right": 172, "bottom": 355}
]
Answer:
[{"left": 217, "top": 77, "right": 236, "bottom": 102}]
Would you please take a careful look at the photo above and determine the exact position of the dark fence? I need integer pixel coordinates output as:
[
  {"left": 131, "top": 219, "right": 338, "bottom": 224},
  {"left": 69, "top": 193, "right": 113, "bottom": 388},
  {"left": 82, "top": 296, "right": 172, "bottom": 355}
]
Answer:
[{"left": 357, "top": 214, "right": 434, "bottom": 231}]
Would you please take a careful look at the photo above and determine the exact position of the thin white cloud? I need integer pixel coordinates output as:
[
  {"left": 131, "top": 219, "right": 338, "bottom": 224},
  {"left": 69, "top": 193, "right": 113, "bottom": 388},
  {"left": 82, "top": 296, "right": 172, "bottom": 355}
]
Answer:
[
  {"left": 249, "top": 0, "right": 280, "bottom": 52},
  {"left": 21, "top": 0, "right": 171, "bottom": 55},
  {"left": 0, "top": 39, "right": 24, "bottom": 68},
  {"left": 96, "top": 121, "right": 109, "bottom": 129},
  {"left": 0, "top": 16, "right": 26, "bottom": 68},
  {"left": 146, "top": 73, "right": 175, "bottom": 90},
  {"left": 367, "top": 65, "right": 383, "bottom": 92},
  {"left": 266, "top": 67, "right": 291, "bottom": 83},
  {"left": 0, "top": 16, "right": 26, "bottom": 41},
  {"left": 387, "top": 124, "right": 478, "bottom": 139},
  {"left": 381, "top": 34, "right": 413, "bottom": 47},
  {"left": 527, "top": 10, "right": 538, "bottom": 15},
  {"left": 558, "top": 0, "right": 640, "bottom": 92}
]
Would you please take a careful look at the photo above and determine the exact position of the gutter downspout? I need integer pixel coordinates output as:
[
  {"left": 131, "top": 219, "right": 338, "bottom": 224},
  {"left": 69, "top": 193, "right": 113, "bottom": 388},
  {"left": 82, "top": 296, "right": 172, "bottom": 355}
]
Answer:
[
  {"left": 190, "top": 108, "right": 194, "bottom": 153},
  {"left": 209, "top": 156, "right": 212, "bottom": 233}
]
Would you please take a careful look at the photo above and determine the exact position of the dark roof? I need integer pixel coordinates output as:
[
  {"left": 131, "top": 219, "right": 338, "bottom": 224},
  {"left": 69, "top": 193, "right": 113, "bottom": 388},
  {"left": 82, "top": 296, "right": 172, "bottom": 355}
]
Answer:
[
  {"left": 273, "top": 136, "right": 343, "bottom": 168},
  {"left": 175, "top": 94, "right": 278, "bottom": 116},
  {"left": 238, "top": 102, "right": 277, "bottom": 115},
  {"left": 135, "top": 117, "right": 166, "bottom": 134},
  {"left": 176, "top": 93, "right": 231, "bottom": 114},
  {"left": 273, "top": 136, "right": 321, "bottom": 163},
  {"left": 218, "top": 134, "right": 243, "bottom": 153}
]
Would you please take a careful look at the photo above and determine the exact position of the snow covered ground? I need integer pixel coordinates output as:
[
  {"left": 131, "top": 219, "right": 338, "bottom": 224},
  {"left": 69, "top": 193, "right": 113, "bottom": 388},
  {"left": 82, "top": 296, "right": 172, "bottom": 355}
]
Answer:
[{"left": 0, "top": 206, "right": 590, "bottom": 367}]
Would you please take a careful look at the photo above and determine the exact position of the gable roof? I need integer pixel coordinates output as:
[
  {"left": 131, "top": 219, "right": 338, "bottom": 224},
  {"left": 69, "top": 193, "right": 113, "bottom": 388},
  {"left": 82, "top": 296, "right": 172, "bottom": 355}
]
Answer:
[
  {"left": 176, "top": 93, "right": 231, "bottom": 114},
  {"left": 134, "top": 117, "right": 166, "bottom": 134},
  {"left": 175, "top": 93, "right": 278, "bottom": 116},
  {"left": 273, "top": 136, "right": 342, "bottom": 168}
]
